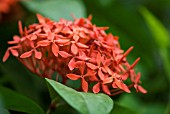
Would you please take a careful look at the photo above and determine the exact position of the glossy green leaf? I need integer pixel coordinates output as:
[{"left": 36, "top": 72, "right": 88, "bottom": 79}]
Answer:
[
  {"left": 110, "top": 103, "right": 138, "bottom": 114},
  {"left": 140, "top": 6, "right": 169, "bottom": 48},
  {"left": 21, "top": 0, "right": 86, "bottom": 21},
  {"left": 45, "top": 78, "right": 113, "bottom": 114},
  {"left": 0, "top": 86, "right": 45, "bottom": 114}
]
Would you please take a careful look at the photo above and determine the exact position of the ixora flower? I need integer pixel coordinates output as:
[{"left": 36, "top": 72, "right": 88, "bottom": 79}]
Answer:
[{"left": 3, "top": 14, "right": 147, "bottom": 95}]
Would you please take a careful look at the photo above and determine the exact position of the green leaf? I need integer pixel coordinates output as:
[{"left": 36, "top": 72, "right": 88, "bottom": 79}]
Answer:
[
  {"left": 21, "top": 0, "right": 86, "bottom": 21},
  {"left": 140, "top": 7, "right": 170, "bottom": 91},
  {"left": 110, "top": 103, "right": 138, "bottom": 114},
  {"left": 0, "top": 62, "right": 45, "bottom": 106},
  {"left": 0, "top": 86, "right": 45, "bottom": 114},
  {"left": 45, "top": 78, "right": 113, "bottom": 114},
  {"left": 140, "top": 6, "right": 169, "bottom": 48},
  {"left": 159, "top": 48, "right": 170, "bottom": 80},
  {"left": 0, "top": 98, "right": 10, "bottom": 114}
]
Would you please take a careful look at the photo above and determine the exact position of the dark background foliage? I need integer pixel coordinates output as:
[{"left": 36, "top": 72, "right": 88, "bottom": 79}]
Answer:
[{"left": 0, "top": 0, "right": 169, "bottom": 114}]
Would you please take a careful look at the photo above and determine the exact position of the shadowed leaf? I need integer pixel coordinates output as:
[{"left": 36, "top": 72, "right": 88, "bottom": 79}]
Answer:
[{"left": 0, "top": 86, "right": 45, "bottom": 114}]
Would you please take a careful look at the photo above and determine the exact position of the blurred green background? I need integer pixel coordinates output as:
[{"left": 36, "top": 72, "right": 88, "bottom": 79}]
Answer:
[{"left": 0, "top": 0, "right": 169, "bottom": 114}]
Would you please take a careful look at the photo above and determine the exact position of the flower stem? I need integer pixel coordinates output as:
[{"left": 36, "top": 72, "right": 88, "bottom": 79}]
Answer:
[{"left": 46, "top": 98, "right": 58, "bottom": 114}]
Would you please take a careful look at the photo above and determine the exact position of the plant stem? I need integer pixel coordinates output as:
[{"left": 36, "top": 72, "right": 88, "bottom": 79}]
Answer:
[{"left": 46, "top": 98, "right": 58, "bottom": 114}]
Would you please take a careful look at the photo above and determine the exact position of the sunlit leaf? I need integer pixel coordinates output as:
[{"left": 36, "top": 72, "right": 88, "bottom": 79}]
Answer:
[
  {"left": 140, "top": 6, "right": 169, "bottom": 48},
  {"left": 140, "top": 7, "right": 170, "bottom": 83},
  {"left": 21, "top": 0, "right": 86, "bottom": 21},
  {"left": 45, "top": 78, "right": 113, "bottom": 114}
]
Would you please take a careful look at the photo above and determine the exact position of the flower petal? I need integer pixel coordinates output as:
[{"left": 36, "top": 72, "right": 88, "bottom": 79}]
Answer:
[
  {"left": 71, "top": 43, "right": 78, "bottom": 55},
  {"left": 55, "top": 39, "right": 70, "bottom": 44},
  {"left": 48, "top": 32, "right": 54, "bottom": 41},
  {"left": 43, "top": 26, "right": 51, "bottom": 34},
  {"left": 88, "top": 75, "right": 99, "bottom": 81},
  {"left": 101, "top": 67, "right": 107, "bottom": 73},
  {"left": 13, "top": 35, "right": 20, "bottom": 42},
  {"left": 8, "top": 40, "right": 18, "bottom": 44},
  {"left": 74, "top": 61, "right": 82, "bottom": 68},
  {"left": 67, "top": 74, "right": 80, "bottom": 80},
  {"left": 97, "top": 52, "right": 101, "bottom": 66},
  {"left": 37, "top": 34, "right": 47, "bottom": 38},
  {"left": 104, "top": 66, "right": 114, "bottom": 75},
  {"left": 8, "top": 35, "right": 20, "bottom": 44},
  {"left": 121, "top": 73, "right": 129, "bottom": 80},
  {"left": 10, "top": 49, "right": 19, "bottom": 57},
  {"left": 79, "top": 32, "right": 87, "bottom": 38},
  {"left": 79, "top": 61, "right": 85, "bottom": 75},
  {"left": 98, "top": 68, "right": 105, "bottom": 81},
  {"left": 123, "top": 46, "right": 134, "bottom": 58},
  {"left": 20, "top": 50, "right": 33, "bottom": 58},
  {"left": 76, "top": 42, "right": 89, "bottom": 48},
  {"left": 74, "top": 18, "right": 85, "bottom": 26},
  {"left": 82, "top": 78, "right": 88, "bottom": 92},
  {"left": 59, "top": 51, "right": 72, "bottom": 58},
  {"left": 102, "top": 84, "right": 111, "bottom": 95},
  {"left": 92, "top": 82, "right": 100, "bottom": 94},
  {"left": 18, "top": 21, "right": 23, "bottom": 36},
  {"left": 84, "top": 69, "right": 96, "bottom": 77},
  {"left": 86, "top": 62, "right": 98, "bottom": 70},
  {"left": 122, "top": 83, "right": 131, "bottom": 93},
  {"left": 76, "top": 56, "right": 91, "bottom": 61},
  {"left": 74, "top": 61, "right": 85, "bottom": 75},
  {"left": 115, "top": 78, "right": 123, "bottom": 89},
  {"left": 52, "top": 43, "right": 59, "bottom": 57},
  {"left": 103, "top": 77, "right": 113, "bottom": 84},
  {"left": 137, "top": 85, "right": 147, "bottom": 94},
  {"left": 30, "top": 34, "right": 37, "bottom": 40},
  {"left": 73, "top": 34, "right": 79, "bottom": 42},
  {"left": 94, "top": 40, "right": 101, "bottom": 46},
  {"left": 112, "top": 82, "right": 117, "bottom": 88},
  {"left": 34, "top": 50, "right": 42, "bottom": 59},
  {"left": 135, "top": 72, "right": 141, "bottom": 84},
  {"left": 131, "top": 57, "right": 140, "bottom": 69},
  {"left": 68, "top": 58, "right": 75, "bottom": 70},
  {"left": 101, "top": 43, "right": 111, "bottom": 49},
  {"left": 61, "top": 27, "right": 72, "bottom": 34},
  {"left": 76, "top": 51, "right": 91, "bottom": 61},
  {"left": 37, "top": 40, "right": 51, "bottom": 46},
  {"left": 37, "top": 14, "right": 45, "bottom": 24},
  {"left": 54, "top": 25, "right": 62, "bottom": 33},
  {"left": 3, "top": 49, "right": 10, "bottom": 62}
]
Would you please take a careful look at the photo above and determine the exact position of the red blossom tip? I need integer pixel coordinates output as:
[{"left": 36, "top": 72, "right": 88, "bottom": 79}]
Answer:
[
  {"left": 3, "top": 50, "right": 10, "bottom": 62},
  {"left": 131, "top": 57, "right": 140, "bottom": 69},
  {"left": 137, "top": 85, "right": 147, "bottom": 94},
  {"left": 18, "top": 21, "right": 23, "bottom": 37},
  {"left": 36, "top": 14, "right": 46, "bottom": 24}
]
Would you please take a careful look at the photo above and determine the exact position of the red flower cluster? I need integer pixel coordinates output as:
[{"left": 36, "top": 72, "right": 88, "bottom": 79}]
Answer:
[{"left": 3, "top": 14, "right": 147, "bottom": 95}]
